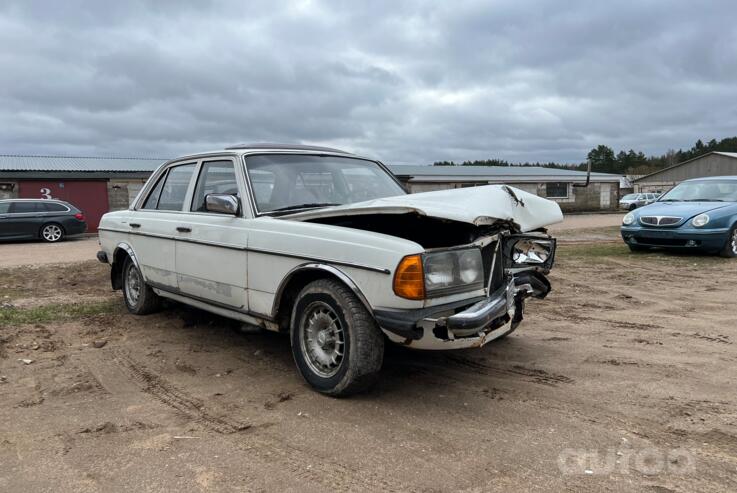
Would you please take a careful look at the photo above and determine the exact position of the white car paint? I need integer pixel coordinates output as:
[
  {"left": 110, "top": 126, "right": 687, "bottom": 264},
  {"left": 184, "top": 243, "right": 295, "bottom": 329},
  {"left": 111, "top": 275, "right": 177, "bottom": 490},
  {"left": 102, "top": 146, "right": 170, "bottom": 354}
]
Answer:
[
  {"left": 289, "top": 184, "right": 564, "bottom": 231},
  {"left": 98, "top": 147, "right": 562, "bottom": 350}
]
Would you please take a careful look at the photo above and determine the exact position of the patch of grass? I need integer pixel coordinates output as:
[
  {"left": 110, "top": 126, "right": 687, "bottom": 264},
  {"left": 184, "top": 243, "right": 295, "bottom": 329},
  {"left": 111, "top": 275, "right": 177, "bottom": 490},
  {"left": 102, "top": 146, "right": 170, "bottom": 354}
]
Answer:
[
  {"left": 0, "top": 300, "right": 122, "bottom": 327},
  {"left": 558, "top": 242, "right": 732, "bottom": 266},
  {"left": 558, "top": 243, "right": 633, "bottom": 258}
]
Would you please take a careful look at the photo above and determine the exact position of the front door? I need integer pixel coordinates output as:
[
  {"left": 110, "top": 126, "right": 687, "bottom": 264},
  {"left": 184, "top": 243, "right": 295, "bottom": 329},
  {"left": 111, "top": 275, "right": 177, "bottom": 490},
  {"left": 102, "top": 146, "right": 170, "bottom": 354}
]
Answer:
[{"left": 174, "top": 159, "right": 249, "bottom": 310}]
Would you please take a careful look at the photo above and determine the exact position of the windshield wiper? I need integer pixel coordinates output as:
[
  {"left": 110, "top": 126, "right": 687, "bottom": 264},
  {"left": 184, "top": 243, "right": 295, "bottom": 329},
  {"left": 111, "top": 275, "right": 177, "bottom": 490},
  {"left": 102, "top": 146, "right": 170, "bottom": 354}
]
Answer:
[
  {"left": 685, "top": 199, "right": 724, "bottom": 202},
  {"left": 268, "top": 202, "right": 340, "bottom": 213},
  {"left": 658, "top": 199, "right": 681, "bottom": 202}
]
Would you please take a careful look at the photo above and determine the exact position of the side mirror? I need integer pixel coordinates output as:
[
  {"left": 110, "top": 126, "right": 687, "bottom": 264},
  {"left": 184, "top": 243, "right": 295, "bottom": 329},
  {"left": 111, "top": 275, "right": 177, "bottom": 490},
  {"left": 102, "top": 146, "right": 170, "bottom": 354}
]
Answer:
[{"left": 205, "top": 194, "right": 239, "bottom": 215}]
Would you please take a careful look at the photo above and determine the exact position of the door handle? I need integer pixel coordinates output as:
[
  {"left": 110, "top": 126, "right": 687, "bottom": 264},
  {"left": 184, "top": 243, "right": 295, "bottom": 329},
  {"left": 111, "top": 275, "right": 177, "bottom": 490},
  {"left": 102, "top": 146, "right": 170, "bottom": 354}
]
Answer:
[
  {"left": 130, "top": 223, "right": 141, "bottom": 228},
  {"left": 176, "top": 226, "right": 192, "bottom": 233}
]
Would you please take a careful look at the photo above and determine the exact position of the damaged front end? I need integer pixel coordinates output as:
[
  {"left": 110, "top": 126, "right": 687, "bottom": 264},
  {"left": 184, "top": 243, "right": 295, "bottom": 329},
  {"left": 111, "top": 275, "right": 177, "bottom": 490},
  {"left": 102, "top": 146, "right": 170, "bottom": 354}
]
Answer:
[{"left": 375, "top": 231, "right": 556, "bottom": 350}]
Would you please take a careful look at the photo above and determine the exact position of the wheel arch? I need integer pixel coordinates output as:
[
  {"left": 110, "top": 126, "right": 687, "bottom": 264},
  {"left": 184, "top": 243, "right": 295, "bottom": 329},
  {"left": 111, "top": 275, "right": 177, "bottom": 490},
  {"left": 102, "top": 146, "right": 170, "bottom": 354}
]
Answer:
[
  {"left": 110, "top": 242, "right": 143, "bottom": 290},
  {"left": 271, "top": 263, "right": 374, "bottom": 332}
]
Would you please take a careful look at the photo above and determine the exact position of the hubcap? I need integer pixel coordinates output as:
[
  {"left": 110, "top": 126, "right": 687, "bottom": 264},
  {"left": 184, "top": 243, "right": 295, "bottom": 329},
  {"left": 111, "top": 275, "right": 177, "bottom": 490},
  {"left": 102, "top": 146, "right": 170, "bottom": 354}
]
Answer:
[
  {"left": 300, "top": 301, "right": 345, "bottom": 378},
  {"left": 42, "top": 225, "right": 62, "bottom": 242},
  {"left": 732, "top": 229, "right": 737, "bottom": 255},
  {"left": 125, "top": 264, "right": 142, "bottom": 306}
]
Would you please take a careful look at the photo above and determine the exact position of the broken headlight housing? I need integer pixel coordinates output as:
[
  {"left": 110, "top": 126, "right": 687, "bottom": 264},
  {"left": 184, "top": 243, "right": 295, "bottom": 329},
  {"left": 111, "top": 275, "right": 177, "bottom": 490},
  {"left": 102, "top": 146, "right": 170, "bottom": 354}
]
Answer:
[
  {"left": 423, "top": 248, "right": 484, "bottom": 297},
  {"left": 504, "top": 235, "right": 556, "bottom": 270}
]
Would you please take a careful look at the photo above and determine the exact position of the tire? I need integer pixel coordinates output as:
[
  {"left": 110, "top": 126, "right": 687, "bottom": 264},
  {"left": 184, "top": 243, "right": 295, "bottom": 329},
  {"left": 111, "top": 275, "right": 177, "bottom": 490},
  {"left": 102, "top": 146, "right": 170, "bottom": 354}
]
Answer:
[
  {"left": 290, "top": 279, "right": 384, "bottom": 396},
  {"left": 40, "top": 223, "right": 65, "bottom": 243},
  {"left": 122, "top": 257, "right": 161, "bottom": 315},
  {"left": 719, "top": 225, "right": 737, "bottom": 258},
  {"left": 628, "top": 244, "right": 649, "bottom": 252},
  {"left": 628, "top": 204, "right": 637, "bottom": 211}
]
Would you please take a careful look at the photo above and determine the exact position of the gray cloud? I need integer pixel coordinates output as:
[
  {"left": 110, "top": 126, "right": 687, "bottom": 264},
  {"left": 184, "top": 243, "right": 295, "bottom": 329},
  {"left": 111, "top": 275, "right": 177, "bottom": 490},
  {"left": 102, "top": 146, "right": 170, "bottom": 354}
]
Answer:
[{"left": 1, "top": 0, "right": 736, "bottom": 164}]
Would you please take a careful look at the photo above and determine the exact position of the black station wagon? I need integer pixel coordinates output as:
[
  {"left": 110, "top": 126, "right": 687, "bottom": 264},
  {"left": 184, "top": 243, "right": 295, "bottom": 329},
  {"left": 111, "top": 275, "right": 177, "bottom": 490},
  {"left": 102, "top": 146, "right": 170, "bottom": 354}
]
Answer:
[{"left": 0, "top": 199, "right": 87, "bottom": 242}]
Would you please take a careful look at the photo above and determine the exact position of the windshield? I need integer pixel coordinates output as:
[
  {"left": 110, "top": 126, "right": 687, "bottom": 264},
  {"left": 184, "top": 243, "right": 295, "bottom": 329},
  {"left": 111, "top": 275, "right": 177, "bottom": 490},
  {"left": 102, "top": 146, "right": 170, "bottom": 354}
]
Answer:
[
  {"left": 622, "top": 194, "right": 638, "bottom": 200},
  {"left": 244, "top": 154, "right": 406, "bottom": 213},
  {"left": 658, "top": 180, "right": 737, "bottom": 202}
]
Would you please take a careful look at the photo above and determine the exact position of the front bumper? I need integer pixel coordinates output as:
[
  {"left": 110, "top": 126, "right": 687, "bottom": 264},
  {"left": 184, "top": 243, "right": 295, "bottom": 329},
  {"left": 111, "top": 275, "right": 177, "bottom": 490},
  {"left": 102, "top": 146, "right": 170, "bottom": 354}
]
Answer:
[
  {"left": 376, "top": 272, "right": 550, "bottom": 350},
  {"left": 621, "top": 226, "right": 730, "bottom": 250}
]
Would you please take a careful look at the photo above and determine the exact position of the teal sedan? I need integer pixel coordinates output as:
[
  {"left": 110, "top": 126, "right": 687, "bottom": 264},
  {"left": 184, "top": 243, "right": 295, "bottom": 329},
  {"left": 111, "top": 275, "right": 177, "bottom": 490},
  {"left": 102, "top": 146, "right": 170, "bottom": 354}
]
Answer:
[{"left": 620, "top": 176, "right": 737, "bottom": 257}]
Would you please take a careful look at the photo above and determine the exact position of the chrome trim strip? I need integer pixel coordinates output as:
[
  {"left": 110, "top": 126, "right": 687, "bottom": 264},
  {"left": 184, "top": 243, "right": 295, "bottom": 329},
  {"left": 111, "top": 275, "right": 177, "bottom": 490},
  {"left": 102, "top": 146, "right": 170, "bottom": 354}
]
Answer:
[
  {"left": 149, "top": 281, "right": 274, "bottom": 321},
  {"left": 98, "top": 227, "right": 390, "bottom": 274}
]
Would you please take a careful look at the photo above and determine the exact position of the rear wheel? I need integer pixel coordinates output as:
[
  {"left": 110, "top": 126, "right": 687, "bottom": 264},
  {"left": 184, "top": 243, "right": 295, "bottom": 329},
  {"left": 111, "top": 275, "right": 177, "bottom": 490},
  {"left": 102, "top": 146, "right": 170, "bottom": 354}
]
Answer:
[
  {"left": 122, "top": 257, "right": 161, "bottom": 314},
  {"left": 719, "top": 225, "right": 737, "bottom": 258},
  {"left": 40, "top": 223, "right": 64, "bottom": 243},
  {"left": 291, "top": 279, "right": 383, "bottom": 396}
]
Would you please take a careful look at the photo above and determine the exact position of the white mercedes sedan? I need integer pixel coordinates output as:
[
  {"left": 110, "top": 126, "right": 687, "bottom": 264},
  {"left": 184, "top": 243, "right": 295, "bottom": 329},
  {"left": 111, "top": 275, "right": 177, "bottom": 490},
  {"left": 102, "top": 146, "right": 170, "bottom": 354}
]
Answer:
[{"left": 97, "top": 144, "right": 563, "bottom": 395}]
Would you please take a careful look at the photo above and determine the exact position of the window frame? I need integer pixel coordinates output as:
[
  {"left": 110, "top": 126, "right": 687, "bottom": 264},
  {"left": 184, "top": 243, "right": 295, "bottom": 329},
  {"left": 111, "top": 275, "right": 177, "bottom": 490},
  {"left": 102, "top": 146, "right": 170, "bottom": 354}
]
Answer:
[
  {"left": 136, "top": 162, "right": 197, "bottom": 213},
  {"left": 189, "top": 158, "right": 243, "bottom": 216},
  {"left": 545, "top": 182, "right": 569, "bottom": 199},
  {"left": 134, "top": 154, "right": 251, "bottom": 217},
  {"left": 240, "top": 152, "right": 407, "bottom": 217}
]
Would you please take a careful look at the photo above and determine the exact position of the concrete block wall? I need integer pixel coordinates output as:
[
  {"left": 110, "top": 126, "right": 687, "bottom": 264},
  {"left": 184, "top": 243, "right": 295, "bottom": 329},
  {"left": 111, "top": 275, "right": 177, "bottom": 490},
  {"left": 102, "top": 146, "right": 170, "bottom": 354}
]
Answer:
[
  {"left": 0, "top": 182, "right": 18, "bottom": 200},
  {"left": 107, "top": 179, "right": 147, "bottom": 211},
  {"left": 406, "top": 180, "right": 619, "bottom": 212}
]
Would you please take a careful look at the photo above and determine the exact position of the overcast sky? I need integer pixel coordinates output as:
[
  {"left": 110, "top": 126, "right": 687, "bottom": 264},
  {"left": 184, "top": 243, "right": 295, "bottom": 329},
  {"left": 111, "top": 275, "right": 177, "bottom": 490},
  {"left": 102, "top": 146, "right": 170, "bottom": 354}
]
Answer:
[{"left": 1, "top": 0, "right": 736, "bottom": 165}]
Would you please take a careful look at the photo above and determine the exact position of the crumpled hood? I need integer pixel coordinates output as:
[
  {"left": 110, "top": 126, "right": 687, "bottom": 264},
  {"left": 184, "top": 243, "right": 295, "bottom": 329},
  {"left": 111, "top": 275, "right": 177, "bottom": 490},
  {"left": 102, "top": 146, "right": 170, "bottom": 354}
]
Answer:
[
  {"left": 636, "top": 201, "right": 731, "bottom": 219},
  {"left": 287, "top": 184, "right": 564, "bottom": 232}
]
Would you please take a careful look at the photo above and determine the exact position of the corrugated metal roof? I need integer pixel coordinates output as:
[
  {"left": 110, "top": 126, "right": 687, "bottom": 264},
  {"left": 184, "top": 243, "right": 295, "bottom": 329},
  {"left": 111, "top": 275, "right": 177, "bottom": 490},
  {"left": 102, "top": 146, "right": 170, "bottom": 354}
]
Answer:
[
  {"left": 0, "top": 154, "right": 621, "bottom": 183},
  {"left": 386, "top": 164, "right": 621, "bottom": 182},
  {"left": 0, "top": 155, "right": 165, "bottom": 172}
]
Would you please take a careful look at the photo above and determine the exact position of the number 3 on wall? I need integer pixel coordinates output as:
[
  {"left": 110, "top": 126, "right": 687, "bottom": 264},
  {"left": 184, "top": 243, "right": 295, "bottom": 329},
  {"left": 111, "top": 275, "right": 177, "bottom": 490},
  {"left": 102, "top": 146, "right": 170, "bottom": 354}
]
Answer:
[{"left": 40, "top": 188, "right": 53, "bottom": 199}]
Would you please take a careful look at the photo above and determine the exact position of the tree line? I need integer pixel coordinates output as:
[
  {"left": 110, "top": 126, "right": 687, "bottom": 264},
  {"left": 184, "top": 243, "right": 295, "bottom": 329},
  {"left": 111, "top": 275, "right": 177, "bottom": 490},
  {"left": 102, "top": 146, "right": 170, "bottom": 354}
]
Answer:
[{"left": 433, "top": 136, "right": 737, "bottom": 176}]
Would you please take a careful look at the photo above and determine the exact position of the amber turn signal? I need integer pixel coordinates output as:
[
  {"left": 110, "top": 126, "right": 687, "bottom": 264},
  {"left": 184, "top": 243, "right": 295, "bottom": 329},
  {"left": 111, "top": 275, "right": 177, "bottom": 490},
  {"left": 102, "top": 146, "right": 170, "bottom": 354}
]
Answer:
[{"left": 393, "top": 254, "right": 425, "bottom": 300}]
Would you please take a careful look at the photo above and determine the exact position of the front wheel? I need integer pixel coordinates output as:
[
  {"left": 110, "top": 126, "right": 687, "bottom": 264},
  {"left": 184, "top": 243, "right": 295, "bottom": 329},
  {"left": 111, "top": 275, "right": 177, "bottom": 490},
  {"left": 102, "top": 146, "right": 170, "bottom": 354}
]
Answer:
[
  {"left": 291, "top": 279, "right": 384, "bottom": 396},
  {"left": 40, "top": 223, "right": 64, "bottom": 243},
  {"left": 720, "top": 225, "right": 737, "bottom": 258},
  {"left": 122, "top": 257, "right": 161, "bottom": 315}
]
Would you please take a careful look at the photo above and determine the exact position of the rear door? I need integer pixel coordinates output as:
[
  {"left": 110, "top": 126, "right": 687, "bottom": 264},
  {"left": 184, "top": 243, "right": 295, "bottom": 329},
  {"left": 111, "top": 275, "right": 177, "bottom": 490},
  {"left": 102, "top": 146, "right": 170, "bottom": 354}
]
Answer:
[
  {"left": 128, "top": 163, "right": 197, "bottom": 290},
  {"left": 174, "top": 158, "right": 249, "bottom": 310},
  {"left": 6, "top": 201, "right": 43, "bottom": 239}
]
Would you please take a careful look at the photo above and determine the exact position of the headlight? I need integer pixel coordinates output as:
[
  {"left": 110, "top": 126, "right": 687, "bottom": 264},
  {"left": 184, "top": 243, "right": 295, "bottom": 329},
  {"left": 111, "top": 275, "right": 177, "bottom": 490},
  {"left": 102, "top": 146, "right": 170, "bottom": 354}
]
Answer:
[
  {"left": 423, "top": 249, "right": 484, "bottom": 297},
  {"left": 512, "top": 239, "right": 553, "bottom": 264},
  {"left": 692, "top": 213, "right": 710, "bottom": 227},
  {"left": 623, "top": 212, "right": 635, "bottom": 225}
]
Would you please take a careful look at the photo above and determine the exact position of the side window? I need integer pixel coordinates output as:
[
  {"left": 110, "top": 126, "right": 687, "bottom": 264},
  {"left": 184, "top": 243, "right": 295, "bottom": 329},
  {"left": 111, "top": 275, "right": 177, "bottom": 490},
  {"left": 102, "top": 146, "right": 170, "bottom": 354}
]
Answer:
[
  {"left": 191, "top": 160, "right": 238, "bottom": 212},
  {"left": 10, "top": 201, "right": 39, "bottom": 213},
  {"left": 142, "top": 171, "right": 167, "bottom": 210},
  {"left": 143, "top": 164, "right": 196, "bottom": 211},
  {"left": 545, "top": 182, "right": 568, "bottom": 199},
  {"left": 0, "top": 202, "right": 10, "bottom": 214},
  {"left": 43, "top": 202, "right": 68, "bottom": 212}
]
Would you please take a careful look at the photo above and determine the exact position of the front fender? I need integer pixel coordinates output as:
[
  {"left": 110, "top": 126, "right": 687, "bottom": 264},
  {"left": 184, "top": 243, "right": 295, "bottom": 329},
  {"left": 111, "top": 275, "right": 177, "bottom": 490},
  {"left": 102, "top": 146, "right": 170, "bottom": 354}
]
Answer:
[{"left": 271, "top": 263, "right": 374, "bottom": 320}]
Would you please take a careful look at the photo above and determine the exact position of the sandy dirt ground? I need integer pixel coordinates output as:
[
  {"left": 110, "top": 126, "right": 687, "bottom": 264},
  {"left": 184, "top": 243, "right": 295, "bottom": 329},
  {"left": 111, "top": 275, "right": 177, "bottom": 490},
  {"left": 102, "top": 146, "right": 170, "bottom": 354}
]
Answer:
[
  {"left": 0, "top": 237, "right": 100, "bottom": 268},
  {"left": 1, "top": 229, "right": 736, "bottom": 491}
]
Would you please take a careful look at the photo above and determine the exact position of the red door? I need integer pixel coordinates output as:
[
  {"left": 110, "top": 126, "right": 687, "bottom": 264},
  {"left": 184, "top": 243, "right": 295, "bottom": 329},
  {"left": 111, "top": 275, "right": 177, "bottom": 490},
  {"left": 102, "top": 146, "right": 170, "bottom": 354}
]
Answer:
[{"left": 18, "top": 181, "right": 109, "bottom": 232}]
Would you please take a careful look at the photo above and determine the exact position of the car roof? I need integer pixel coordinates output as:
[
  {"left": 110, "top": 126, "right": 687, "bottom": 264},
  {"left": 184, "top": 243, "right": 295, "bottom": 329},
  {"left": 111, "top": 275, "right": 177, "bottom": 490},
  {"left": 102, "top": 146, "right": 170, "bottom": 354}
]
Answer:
[
  {"left": 0, "top": 198, "right": 72, "bottom": 205},
  {"left": 683, "top": 176, "right": 737, "bottom": 182},
  {"left": 164, "top": 143, "right": 368, "bottom": 166},
  {"left": 224, "top": 143, "right": 351, "bottom": 154}
]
